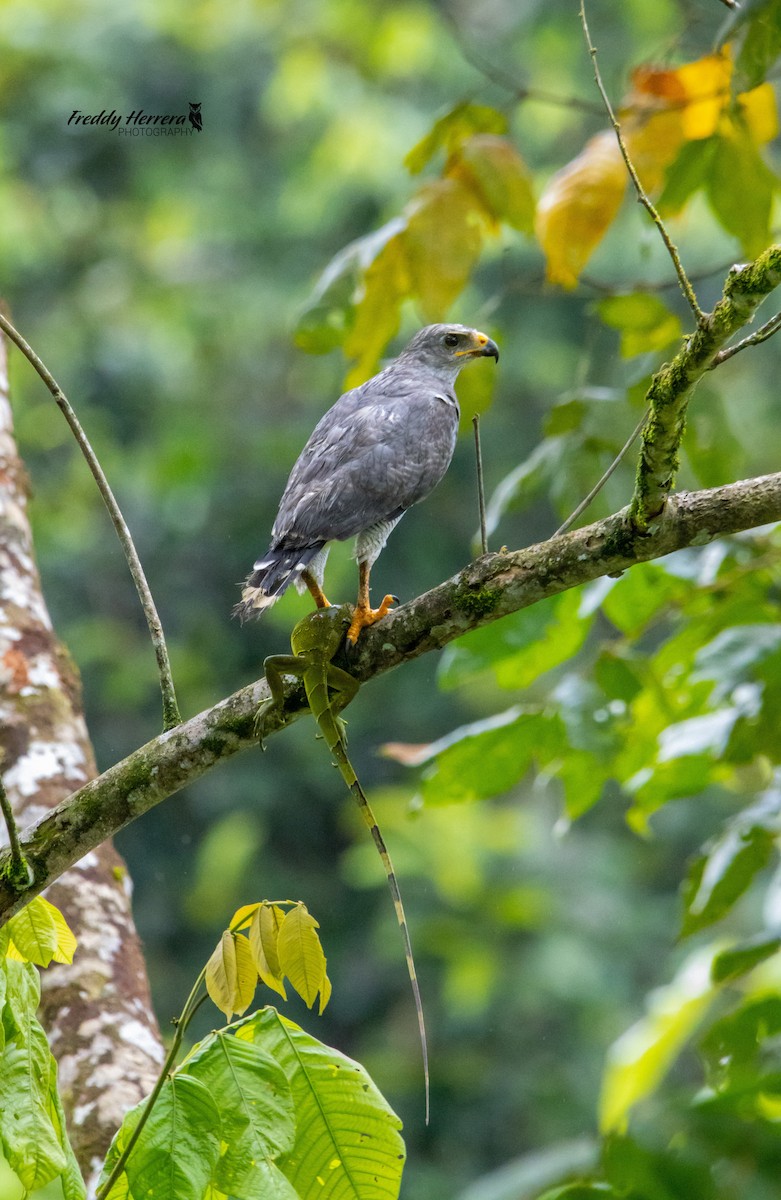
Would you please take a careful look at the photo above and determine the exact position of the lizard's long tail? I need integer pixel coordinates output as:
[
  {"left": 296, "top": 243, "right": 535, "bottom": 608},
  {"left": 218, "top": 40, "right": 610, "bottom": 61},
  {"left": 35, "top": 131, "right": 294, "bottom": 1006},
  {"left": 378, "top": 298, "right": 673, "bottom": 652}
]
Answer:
[{"left": 332, "top": 740, "right": 429, "bottom": 1123}]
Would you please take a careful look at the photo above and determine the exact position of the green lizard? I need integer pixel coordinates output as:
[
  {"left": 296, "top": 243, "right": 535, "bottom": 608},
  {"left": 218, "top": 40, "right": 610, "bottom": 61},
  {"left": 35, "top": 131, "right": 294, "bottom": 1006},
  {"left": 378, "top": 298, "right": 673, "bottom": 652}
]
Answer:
[{"left": 261, "top": 604, "right": 429, "bottom": 1120}]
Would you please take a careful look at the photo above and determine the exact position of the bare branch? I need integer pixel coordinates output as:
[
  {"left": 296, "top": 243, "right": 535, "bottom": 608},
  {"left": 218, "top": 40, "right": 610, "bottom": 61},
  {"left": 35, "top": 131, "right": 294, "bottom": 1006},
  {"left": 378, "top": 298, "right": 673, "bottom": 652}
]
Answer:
[
  {"left": 0, "top": 317, "right": 181, "bottom": 730},
  {"left": 3, "top": 468, "right": 781, "bottom": 922},
  {"left": 630, "top": 247, "right": 781, "bottom": 530},
  {"left": 711, "top": 309, "right": 781, "bottom": 366},
  {"left": 578, "top": 0, "right": 704, "bottom": 323}
]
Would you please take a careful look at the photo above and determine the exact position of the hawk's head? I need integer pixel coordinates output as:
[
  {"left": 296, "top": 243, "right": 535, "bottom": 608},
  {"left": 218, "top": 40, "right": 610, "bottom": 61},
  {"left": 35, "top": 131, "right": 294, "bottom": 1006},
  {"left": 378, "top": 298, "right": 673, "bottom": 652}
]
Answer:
[{"left": 400, "top": 324, "right": 499, "bottom": 378}]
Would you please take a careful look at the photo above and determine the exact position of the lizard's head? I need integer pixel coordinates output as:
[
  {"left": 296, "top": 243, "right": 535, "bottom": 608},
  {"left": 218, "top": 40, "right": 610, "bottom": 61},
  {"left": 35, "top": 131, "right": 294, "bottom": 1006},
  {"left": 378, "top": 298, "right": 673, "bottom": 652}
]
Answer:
[{"left": 291, "top": 605, "right": 353, "bottom": 658}]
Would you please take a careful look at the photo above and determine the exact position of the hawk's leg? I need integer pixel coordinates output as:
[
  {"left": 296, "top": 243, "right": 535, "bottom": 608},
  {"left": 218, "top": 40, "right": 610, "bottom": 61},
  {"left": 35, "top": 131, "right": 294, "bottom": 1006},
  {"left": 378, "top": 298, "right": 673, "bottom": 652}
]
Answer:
[
  {"left": 346, "top": 560, "right": 397, "bottom": 645},
  {"left": 301, "top": 569, "right": 330, "bottom": 610}
]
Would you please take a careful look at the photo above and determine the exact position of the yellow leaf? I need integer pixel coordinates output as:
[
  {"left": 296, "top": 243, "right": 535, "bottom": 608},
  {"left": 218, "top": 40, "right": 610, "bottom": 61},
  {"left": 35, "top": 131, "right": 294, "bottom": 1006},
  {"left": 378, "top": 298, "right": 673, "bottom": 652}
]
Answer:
[
  {"left": 622, "top": 67, "right": 688, "bottom": 194},
  {"left": 229, "top": 903, "right": 262, "bottom": 933},
  {"left": 249, "top": 903, "right": 287, "bottom": 1000},
  {"left": 232, "top": 932, "right": 258, "bottom": 1016},
  {"left": 344, "top": 231, "right": 409, "bottom": 387},
  {"left": 403, "top": 178, "right": 484, "bottom": 319},
  {"left": 206, "top": 930, "right": 237, "bottom": 1019},
  {"left": 447, "top": 134, "right": 535, "bottom": 233},
  {"left": 676, "top": 51, "right": 732, "bottom": 140},
  {"left": 739, "top": 82, "right": 779, "bottom": 145},
  {"left": 7, "top": 897, "right": 58, "bottom": 966},
  {"left": 277, "top": 903, "right": 328, "bottom": 1010},
  {"left": 38, "top": 897, "right": 77, "bottom": 965},
  {"left": 318, "top": 969, "right": 332, "bottom": 1016},
  {"left": 600, "top": 946, "right": 721, "bottom": 1133},
  {"left": 536, "top": 131, "right": 627, "bottom": 289},
  {"left": 206, "top": 929, "right": 258, "bottom": 1021}
]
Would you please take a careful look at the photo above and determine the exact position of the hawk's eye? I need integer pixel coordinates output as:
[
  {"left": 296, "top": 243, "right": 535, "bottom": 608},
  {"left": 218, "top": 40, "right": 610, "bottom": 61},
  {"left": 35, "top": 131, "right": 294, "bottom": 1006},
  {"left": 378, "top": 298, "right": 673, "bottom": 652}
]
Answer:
[{"left": 444, "top": 333, "right": 459, "bottom": 347}]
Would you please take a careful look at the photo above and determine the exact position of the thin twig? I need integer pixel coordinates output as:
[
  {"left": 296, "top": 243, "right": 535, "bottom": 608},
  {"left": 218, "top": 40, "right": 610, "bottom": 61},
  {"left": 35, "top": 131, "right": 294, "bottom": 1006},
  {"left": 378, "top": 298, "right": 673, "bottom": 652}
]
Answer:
[
  {"left": 0, "top": 314, "right": 181, "bottom": 730},
  {"left": 578, "top": 0, "right": 705, "bottom": 325},
  {"left": 710, "top": 309, "right": 781, "bottom": 367},
  {"left": 0, "top": 774, "right": 31, "bottom": 890},
  {"left": 473, "top": 414, "right": 488, "bottom": 554},
  {"left": 553, "top": 408, "right": 649, "bottom": 537},
  {"left": 440, "top": 8, "right": 605, "bottom": 115}
]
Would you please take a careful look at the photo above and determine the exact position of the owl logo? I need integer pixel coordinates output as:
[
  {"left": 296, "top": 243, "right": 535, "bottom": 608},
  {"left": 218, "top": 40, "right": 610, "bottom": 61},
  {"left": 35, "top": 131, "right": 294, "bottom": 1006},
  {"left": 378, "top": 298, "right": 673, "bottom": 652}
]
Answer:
[{"left": 188, "top": 102, "right": 203, "bottom": 131}]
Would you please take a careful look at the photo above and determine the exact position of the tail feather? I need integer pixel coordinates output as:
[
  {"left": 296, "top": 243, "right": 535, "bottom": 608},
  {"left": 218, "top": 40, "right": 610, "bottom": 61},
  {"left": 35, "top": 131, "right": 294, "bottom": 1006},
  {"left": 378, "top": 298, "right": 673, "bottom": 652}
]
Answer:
[{"left": 233, "top": 541, "right": 324, "bottom": 622}]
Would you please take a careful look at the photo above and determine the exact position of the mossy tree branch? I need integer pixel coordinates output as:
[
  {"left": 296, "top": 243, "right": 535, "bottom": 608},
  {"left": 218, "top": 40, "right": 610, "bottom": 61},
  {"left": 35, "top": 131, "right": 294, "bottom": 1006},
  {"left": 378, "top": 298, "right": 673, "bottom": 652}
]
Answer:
[
  {"left": 1, "top": 468, "right": 781, "bottom": 924},
  {"left": 630, "top": 247, "right": 781, "bottom": 531}
]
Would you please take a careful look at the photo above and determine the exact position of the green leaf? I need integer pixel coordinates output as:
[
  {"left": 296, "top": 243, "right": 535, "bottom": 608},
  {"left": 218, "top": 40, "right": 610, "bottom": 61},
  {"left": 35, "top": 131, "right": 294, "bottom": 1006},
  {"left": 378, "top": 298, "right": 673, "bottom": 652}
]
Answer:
[
  {"left": 184, "top": 1028, "right": 295, "bottom": 1197},
  {"left": 691, "top": 624, "right": 781, "bottom": 702},
  {"left": 295, "top": 221, "right": 403, "bottom": 356},
  {"left": 0, "top": 961, "right": 67, "bottom": 1191},
  {"left": 418, "top": 709, "right": 563, "bottom": 806},
  {"left": 600, "top": 947, "right": 721, "bottom": 1133},
  {"left": 276, "top": 904, "right": 329, "bottom": 1010},
  {"left": 681, "top": 798, "right": 779, "bottom": 936},
  {"left": 7, "top": 897, "right": 59, "bottom": 967},
  {"left": 404, "top": 102, "right": 507, "bottom": 175},
  {"left": 700, "top": 995, "right": 781, "bottom": 1092},
  {"left": 656, "top": 137, "right": 717, "bottom": 215},
  {"left": 706, "top": 126, "right": 777, "bottom": 257},
  {"left": 596, "top": 293, "right": 682, "bottom": 358},
  {"left": 236, "top": 1007, "right": 405, "bottom": 1200},
  {"left": 724, "top": 0, "right": 781, "bottom": 89},
  {"left": 124, "top": 1074, "right": 221, "bottom": 1200},
  {"left": 536, "top": 1186, "right": 614, "bottom": 1200},
  {"left": 711, "top": 932, "right": 781, "bottom": 984},
  {"left": 439, "top": 590, "right": 592, "bottom": 692},
  {"left": 483, "top": 437, "right": 568, "bottom": 537},
  {"left": 603, "top": 1133, "right": 715, "bottom": 1200},
  {"left": 600, "top": 563, "right": 688, "bottom": 636}
]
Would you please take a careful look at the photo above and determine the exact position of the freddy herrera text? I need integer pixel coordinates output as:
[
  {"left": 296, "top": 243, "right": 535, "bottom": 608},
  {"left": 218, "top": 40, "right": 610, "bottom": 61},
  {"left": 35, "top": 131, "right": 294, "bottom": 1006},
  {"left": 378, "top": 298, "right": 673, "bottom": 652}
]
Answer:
[{"left": 68, "top": 110, "right": 194, "bottom": 134}]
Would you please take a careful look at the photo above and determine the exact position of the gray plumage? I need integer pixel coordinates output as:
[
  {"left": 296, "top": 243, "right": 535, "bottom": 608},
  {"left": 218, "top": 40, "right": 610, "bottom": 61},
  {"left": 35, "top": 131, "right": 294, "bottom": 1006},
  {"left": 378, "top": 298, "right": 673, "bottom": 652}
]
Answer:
[{"left": 236, "top": 323, "right": 499, "bottom": 623}]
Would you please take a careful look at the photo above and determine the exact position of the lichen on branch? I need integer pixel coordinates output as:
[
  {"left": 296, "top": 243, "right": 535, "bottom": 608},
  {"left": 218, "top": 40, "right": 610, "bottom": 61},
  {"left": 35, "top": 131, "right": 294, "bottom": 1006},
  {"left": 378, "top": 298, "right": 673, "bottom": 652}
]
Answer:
[{"left": 630, "top": 246, "right": 781, "bottom": 532}]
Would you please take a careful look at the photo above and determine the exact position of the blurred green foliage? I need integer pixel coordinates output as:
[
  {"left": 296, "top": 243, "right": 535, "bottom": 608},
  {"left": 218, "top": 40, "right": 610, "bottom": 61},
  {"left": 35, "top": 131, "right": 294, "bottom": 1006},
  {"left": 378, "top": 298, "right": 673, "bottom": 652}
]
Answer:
[{"left": 2, "top": 0, "right": 781, "bottom": 1196}]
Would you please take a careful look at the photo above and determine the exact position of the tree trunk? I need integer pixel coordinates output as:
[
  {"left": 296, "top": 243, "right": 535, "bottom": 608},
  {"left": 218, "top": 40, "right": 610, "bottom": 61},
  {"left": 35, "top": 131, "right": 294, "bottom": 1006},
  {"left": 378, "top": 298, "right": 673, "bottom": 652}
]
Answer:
[{"left": 0, "top": 331, "right": 163, "bottom": 1194}]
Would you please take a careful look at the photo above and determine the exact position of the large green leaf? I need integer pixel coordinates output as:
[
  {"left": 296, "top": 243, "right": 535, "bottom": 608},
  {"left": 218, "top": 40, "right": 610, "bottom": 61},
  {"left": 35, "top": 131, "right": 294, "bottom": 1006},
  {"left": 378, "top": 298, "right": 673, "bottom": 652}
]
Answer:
[
  {"left": 596, "top": 293, "right": 681, "bottom": 358},
  {"left": 681, "top": 793, "right": 780, "bottom": 937},
  {"left": 418, "top": 709, "right": 563, "bottom": 806},
  {"left": 600, "top": 947, "right": 721, "bottom": 1133},
  {"left": 439, "top": 590, "right": 592, "bottom": 692},
  {"left": 235, "top": 1007, "right": 405, "bottom": 1200},
  {"left": 123, "top": 1075, "right": 221, "bottom": 1200},
  {"left": 706, "top": 126, "right": 777, "bottom": 257},
  {"left": 711, "top": 932, "right": 781, "bottom": 984},
  {"left": 184, "top": 1026, "right": 294, "bottom": 1198},
  {"left": 0, "top": 961, "right": 68, "bottom": 1192}
]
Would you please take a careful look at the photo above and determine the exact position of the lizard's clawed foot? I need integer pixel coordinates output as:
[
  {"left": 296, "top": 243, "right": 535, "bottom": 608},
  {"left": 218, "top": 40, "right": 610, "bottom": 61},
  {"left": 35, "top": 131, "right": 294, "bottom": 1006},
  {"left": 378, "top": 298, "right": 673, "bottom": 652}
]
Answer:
[
  {"left": 346, "top": 594, "right": 399, "bottom": 645},
  {"left": 253, "top": 699, "right": 274, "bottom": 744}
]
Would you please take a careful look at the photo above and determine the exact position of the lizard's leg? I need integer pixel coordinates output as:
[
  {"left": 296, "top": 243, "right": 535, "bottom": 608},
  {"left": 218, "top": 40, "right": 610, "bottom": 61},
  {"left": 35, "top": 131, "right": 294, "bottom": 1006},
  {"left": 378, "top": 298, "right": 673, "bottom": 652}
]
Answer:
[
  {"left": 346, "top": 561, "right": 397, "bottom": 645},
  {"left": 257, "top": 653, "right": 305, "bottom": 736}
]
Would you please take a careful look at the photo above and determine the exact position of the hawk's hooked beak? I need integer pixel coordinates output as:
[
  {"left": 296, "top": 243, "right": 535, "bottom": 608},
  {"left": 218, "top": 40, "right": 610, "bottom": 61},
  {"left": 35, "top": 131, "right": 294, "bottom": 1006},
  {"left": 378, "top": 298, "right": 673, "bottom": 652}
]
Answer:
[{"left": 457, "top": 331, "right": 500, "bottom": 362}]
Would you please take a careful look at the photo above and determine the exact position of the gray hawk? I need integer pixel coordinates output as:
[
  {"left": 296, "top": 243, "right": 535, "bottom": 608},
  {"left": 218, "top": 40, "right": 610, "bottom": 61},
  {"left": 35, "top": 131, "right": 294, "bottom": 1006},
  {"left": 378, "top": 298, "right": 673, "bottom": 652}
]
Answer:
[{"left": 236, "top": 323, "right": 499, "bottom": 643}]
